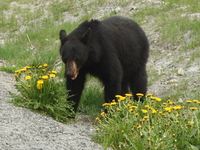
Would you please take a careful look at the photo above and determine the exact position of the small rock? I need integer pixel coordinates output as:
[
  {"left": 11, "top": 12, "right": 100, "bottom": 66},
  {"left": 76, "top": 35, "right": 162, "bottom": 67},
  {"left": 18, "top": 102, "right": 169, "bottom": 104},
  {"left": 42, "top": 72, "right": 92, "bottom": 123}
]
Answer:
[
  {"left": 187, "top": 66, "right": 199, "bottom": 72},
  {"left": 115, "top": 7, "right": 121, "bottom": 13},
  {"left": 177, "top": 98, "right": 183, "bottom": 103},
  {"left": 177, "top": 68, "right": 184, "bottom": 76},
  {"left": 173, "top": 83, "right": 179, "bottom": 87}
]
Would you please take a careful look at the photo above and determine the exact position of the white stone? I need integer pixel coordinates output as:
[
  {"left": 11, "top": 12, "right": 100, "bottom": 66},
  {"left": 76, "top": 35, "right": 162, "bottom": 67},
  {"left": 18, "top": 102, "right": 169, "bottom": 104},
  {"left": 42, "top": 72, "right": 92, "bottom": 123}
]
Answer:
[
  {"left": 115, "top": 7, "right": 121, "bottom": 13},
  {"left": 177, "top": 68, "right": 185, "bottom": 76},
  {"left": 187, "top": 66, "right": 199, "bottom": 72}
]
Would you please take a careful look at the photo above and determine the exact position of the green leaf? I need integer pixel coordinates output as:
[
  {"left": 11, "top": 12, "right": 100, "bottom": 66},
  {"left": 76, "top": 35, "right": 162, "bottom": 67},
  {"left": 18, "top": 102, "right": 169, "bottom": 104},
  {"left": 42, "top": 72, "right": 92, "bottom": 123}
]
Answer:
[
  {"left": 189, "top": 144, "right": 199, "bottom": 150},
  {"left": 33, "top": 102, "right": 41, "bottom": 109}
]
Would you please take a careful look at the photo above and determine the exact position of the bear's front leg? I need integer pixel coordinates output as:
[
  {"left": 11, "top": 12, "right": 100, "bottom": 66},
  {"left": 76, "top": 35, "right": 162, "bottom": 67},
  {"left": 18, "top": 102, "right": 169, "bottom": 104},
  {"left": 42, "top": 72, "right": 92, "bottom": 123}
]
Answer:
[
  {"left": 102, "top": 59, "right": 123, "bottom": 103},
  {"left": 103, "top": 75, "right": 122, "bottom": 103},
  {"left": 66, "top": 73, "right": 86, "bottom": 113}
]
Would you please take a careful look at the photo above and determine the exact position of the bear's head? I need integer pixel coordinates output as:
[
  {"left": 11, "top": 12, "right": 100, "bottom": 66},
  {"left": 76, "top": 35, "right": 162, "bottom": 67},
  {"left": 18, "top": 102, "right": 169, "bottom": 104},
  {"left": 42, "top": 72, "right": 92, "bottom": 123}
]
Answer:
[{"left": 59, "top": 28, "right": 91, "bottom": 80}]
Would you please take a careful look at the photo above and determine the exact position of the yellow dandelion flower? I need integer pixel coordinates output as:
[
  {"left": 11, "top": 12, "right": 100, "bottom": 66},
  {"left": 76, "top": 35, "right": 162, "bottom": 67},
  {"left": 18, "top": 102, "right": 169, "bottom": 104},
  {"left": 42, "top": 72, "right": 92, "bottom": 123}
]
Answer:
[
  {"left": 37, "top": 80, "right": 44, "bottom": 84},
  {"left": 42, "top": 75, "right": 49, "bottom": 80},
  {"left": 173, "top": 105, "right": 182, "bottom": 110},
  {"left": 148, "top": 138, "right": 151, "bottom": 141},
  {"left": 115, "top": 95, "right": 122, "bottom": 98},
  {"left": 152, "top": 126, "right": 155, "bottom": 129},
  {"left": 38, "top": 65, "right": 43, "bottom": 68},
  {"left": 155, "top": 98, "right": 162, "bottom": 101},
  {"left": 148, "top": 107, "right": 154, "bottom": 110},
  {"left": 28, "top": 85, "right": 31, "bottom": 88},
  {"left": 151, "top": 97, "right": 157, "bottom": 100},
  {"left": 15, "top": 70, "right": 21, "bottom": 73},
  {"left": 172, "top": 134, "right": 176, "bottom": 136},
  {"left": 163, "top": 102, "right": 167, "bottom": 106},
  {"left": 42, "top": 69, "right": 46, "bottom": 72},
  {"left": 145, "top": 105, "right": 150, "bottom": 108},
  {"left": 50, "top": 74, "right": 56, "bottom": 78},
  {"left": 165, "top": 107, "right": 172, "bottom": 112},
  {"left": 164, "top": 123, "right": 169, "bottom": 126},
  {"left": 136, "top": 93, "right": 144, "bottom": 97},
  {"left": 20, "top": 68, "right": 27, "bottom": 72},
  {"left": 95, "top": 117, "right": 100, "bottom": 121},
  {"left": 186, "top": 100, "right": 192, "bottom": 103},
  {"left": 143, "top": 116, "right": 149, "bottom": 120},
  {"left": 110, "top": 102, "right": 117, "bottom": 106},
  {"left": 25, "top": 76, "right": 31, "bottom": 80},
  {"left": 135, "top": 113, "right": 139, "bottom": 116},
  {"left": 102, "top": 103, "right": 110, "bottom": 107},
  {"left": 43, "top": 63, "right": 48, "bottom": 67},
  {"left": 26, "top": 66, "right": 31, "bottom": 69},
  {"left": 129, "top": 109, "right": 134, "bottom": 112},
  {"left": 193, "top": 100, "right": 199, "bottom": 103},
  {"left": 36, "top": 84, "right": 42, "bottom": 89},
  {"left": 121, "top": 130, "right": 124, "bottom": 133},
  {"left": 117, "top": 108, "right": 121, "bottom": 111},
  {"left": 190, "top": 107, "right": 197, "bottom": 110},
  {"left": 118, "top": 96, "right": 126, "bottom": 102},
  {"left": 146, "top": 94, "right": 152, "bottom": 97},
  {"left": 130, "top": 106, "right": 138, "bottom": 109},
  {"left": 52, "top": 70, "right": 57, "bottom": 74},
  {"left": 141, "top": 109, "right": 148, "bottom": 114},
  {"left": 137, "top": 125, "right": 142, "bottom": 129},
  {"left": 140, "top": 119, "right": 145, "bottom": 122},
  {"left": 188, "top": 121, "right": 194, "bottom": 125},
  {"left": 100, "top": 112, "right": 105, "bottom": 116},
  {"left": 125, "top": 93, "right": 132, "bottom": 97},
  {"left": 151, "top": 109, "right": 157, "bottom": 114}
]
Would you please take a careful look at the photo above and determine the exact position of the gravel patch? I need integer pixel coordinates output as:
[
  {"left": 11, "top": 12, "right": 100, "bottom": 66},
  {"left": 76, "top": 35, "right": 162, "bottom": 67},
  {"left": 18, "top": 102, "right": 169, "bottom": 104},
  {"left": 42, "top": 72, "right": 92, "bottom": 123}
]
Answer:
[{"left": 0, "top": 71, "right": 103, "bottom": 150}]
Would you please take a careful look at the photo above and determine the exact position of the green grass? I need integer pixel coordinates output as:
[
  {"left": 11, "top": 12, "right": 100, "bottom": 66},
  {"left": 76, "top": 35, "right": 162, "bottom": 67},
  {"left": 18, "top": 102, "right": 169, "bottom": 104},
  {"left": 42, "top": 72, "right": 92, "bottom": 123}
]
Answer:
[
  {"left": 79, "top": 76, "right": 104, "bottom": 118},
  {"left": 94, "top": 95, "right": 200, "bottom": 150}
]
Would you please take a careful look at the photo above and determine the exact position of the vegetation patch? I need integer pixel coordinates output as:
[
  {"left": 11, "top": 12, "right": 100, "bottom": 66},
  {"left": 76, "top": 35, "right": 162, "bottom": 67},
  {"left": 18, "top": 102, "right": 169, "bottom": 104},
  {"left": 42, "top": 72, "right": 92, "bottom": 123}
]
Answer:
[
  {"left": 94, "top": 94, "right": 200, "bottom": 150},
  {"left": 9, "top": 63, "right": 75, "bottom": 123}
]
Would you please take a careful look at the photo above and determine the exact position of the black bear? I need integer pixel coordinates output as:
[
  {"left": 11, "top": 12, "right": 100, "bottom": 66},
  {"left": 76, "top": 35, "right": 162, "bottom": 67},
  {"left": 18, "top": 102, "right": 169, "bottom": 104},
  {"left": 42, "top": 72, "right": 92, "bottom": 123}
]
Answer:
[{"left": 59, "top": 16, "right": 149, "bottom": 114}]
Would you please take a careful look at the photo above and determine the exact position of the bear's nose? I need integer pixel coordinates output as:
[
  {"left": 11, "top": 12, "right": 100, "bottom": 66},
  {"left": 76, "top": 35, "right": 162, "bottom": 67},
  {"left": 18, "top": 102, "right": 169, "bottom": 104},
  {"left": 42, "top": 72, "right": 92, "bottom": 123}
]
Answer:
[
  {"left": 66, "top": 61, "right": 79, "bottom": 80},
  {"left": 67, "top": 73, "right": 78, "bottom": 80}
]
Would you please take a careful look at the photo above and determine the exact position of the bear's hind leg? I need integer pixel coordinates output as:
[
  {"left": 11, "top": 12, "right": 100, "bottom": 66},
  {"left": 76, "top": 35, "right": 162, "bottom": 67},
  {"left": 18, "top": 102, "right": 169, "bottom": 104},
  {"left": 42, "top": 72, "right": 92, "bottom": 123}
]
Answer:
[
  {"left": 121, "top": 79, "right": 129, "bottom": 96},
  {"left": 130, "top": 69, "right": 147, "bottom": 101}
]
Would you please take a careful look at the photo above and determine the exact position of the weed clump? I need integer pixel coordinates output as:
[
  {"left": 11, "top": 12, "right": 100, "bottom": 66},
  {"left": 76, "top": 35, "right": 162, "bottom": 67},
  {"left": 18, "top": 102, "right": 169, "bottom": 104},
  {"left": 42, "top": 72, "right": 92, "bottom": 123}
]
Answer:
[
  {"left": 94, "top": 94, "right": 200, "bottom": 150},
  {"left": 9, "top": 63, "right": 74, "bottom": 123}
]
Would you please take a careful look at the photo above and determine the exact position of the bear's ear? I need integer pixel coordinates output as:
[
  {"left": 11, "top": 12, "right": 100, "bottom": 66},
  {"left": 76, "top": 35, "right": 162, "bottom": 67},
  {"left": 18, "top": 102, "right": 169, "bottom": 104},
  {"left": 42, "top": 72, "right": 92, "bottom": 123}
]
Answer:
[
  {"left": 59, "top": 30, "right": 67, "bottom": 42},
  {"left": 80, "top": 28, "right": 91, "bottom": 44}
]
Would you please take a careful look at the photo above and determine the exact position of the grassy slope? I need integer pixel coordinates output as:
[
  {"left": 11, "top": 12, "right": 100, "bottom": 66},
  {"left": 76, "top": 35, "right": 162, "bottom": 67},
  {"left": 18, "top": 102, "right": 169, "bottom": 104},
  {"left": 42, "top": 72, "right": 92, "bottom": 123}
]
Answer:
[{"left": 0, "top": 0, "right": 200, "bottom": 115}]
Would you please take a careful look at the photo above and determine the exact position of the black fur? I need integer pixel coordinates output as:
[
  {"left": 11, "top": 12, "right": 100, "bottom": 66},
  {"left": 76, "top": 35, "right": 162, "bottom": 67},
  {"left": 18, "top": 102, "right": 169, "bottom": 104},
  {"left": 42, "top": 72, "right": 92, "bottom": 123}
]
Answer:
[{"left": 59, "top": 16, "right": 149, "bottom": 113}]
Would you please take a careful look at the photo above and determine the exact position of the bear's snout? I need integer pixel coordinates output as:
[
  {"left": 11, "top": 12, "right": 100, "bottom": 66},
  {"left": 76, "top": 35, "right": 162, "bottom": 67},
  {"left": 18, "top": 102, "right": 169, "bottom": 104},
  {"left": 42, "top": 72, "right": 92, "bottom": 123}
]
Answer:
[{"left": 66, "top": 61, "right": 79, "bottom": 80}]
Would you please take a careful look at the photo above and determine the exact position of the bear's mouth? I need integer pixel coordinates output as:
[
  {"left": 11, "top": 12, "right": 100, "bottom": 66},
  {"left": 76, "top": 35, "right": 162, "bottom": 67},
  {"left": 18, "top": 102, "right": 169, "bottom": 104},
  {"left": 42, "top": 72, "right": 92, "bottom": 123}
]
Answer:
[
  {"left": 70, "top": 71, "right": 79, "bottom": 80},
  {"left": 66, "top": 61, "right": 79, "bottom": 80}
]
